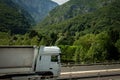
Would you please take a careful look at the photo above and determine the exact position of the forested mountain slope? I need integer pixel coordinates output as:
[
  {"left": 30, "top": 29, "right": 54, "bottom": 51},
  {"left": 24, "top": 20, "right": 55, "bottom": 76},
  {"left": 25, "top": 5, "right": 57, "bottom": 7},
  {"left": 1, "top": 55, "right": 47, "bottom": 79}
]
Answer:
[
  {"left": 33, "top": 0, "right": 120, "bottom": 63},
  {"left": 12, "top": 0, "right": 58, "bottom": 23},
  {"left": 38, "top": 0, "right": 119, "bottom": 36},
  {"left": 0, "top": 0, "right": 33, "bottom": 34},
  {"left": 38, "top": 0, "right": 113, "bottom": 27}
]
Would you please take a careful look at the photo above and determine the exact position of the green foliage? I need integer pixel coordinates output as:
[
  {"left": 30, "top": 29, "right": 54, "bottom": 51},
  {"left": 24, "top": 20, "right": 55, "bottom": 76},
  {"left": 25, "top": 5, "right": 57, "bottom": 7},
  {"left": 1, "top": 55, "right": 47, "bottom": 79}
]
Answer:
[
  {"left": 115, "top": 39, "right": 120, "bottom": 53},
  {"left": 73, "top": 46, "right": 81, "bottom": 63},
  {"left": 37, "top": 0, "right": 113, "bottom": 28},
  {"left": 59, "top": 45, "right": 77, "bottom": 62},
  {"left": 31, "top": 36, "right": 39, "bottom": 45},
  {"left": 55, "top": 32, "right": 74, "bottom": 45},
  {"left": 87, "top": 32, "right": 110, "bottom": 62},
  {"left": 0, "top": 32, "right": 10, "bottom": 45},
  {"left": 0, "top": 0, "right": 32, "bottom": 34},
  {"left": 73, "top": 31, "right": 120, "bottom": 63}
]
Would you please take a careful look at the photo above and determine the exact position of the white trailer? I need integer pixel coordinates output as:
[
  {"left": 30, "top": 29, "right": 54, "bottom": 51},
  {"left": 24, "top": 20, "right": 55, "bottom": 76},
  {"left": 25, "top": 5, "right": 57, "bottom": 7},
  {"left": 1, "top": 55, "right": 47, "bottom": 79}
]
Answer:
[{"left": 0, "top": 46, "right": 61, "bottom": 79}]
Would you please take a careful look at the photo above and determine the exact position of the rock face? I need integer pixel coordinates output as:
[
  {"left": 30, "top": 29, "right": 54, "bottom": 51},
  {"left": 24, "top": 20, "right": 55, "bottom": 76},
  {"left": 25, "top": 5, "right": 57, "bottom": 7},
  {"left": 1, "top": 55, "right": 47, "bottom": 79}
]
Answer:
[{"left": 12, "top": 0, "right": 58, "bottom": 23}]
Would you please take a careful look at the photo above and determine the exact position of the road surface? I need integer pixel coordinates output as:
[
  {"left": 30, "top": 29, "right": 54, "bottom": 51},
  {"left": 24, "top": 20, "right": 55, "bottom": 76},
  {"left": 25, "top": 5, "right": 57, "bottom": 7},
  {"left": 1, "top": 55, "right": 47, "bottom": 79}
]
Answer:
[
  {"left": 0, "top": 64, "right": 120, "bottom": 80},
  {"left": 59, "top": 64, "right": 120, "bottom": 79}
]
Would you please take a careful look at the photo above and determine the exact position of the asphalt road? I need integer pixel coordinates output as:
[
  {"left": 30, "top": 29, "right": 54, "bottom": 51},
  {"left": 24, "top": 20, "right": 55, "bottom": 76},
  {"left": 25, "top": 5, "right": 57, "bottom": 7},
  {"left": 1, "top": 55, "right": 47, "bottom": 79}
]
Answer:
[
  {"left": 76, "top": 75, "right": 120, "bottom": 80},
  {"left": 61, "top": 64, "right": 120, "bottom": 72},
  {"left": 0, "top": 64, "right": 120, "bottom": 80},
  {"left": 59, "top": 64, "right": 120, "bottom": 79}
]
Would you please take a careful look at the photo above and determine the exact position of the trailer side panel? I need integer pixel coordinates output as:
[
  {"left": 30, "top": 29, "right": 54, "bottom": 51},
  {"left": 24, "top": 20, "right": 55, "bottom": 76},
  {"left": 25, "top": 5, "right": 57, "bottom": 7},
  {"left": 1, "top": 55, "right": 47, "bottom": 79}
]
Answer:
[{"left": 0, "top": 47, "right": 35, "bottom": 73}]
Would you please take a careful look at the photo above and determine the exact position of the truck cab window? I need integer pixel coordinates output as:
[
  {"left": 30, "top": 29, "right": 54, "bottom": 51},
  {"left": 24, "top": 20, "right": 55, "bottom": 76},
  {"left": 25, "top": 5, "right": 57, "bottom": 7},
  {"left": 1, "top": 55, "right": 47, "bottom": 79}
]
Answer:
[
  {"left": 39, "top": 56, "right": 41, "bottom": 60},
  {"left": 51, "top": 55, "right": 58, "bottom": 62}
]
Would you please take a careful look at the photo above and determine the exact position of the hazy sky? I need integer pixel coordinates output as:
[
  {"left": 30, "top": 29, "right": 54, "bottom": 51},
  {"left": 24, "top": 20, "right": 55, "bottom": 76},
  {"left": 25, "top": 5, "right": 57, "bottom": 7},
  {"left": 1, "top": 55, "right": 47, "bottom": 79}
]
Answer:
[{"left": 51, "top": 0, "right": 69, "bottom": 5}]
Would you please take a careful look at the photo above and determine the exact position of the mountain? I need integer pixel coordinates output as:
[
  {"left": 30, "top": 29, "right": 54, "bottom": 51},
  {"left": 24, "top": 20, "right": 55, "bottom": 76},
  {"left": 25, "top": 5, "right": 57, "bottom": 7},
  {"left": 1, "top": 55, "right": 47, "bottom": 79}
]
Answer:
[
  {"left": 0, "top": 0, "right": 33, "bottom": 34},
  {"left": 34, "top": 0, "right": 120, "bottom": 62},
  {"left": 34, "top": 0, "right": 120, "bottom": 46},
  {"left": 12, "top": 0, "right": 58, "bottom": 23},
  {"left": 37, "top": 0, "right": 119, "bottom": 34},
  {"left": 38, "top": 0, "right": 113, "bottom": 26}
]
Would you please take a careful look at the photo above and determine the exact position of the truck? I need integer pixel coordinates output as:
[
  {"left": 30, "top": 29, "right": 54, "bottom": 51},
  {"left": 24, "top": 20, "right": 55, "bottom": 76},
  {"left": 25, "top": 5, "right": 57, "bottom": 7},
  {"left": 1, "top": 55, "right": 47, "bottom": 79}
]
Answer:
[{"left": 0, "top": 46, "right": 61, "bottom": 79}]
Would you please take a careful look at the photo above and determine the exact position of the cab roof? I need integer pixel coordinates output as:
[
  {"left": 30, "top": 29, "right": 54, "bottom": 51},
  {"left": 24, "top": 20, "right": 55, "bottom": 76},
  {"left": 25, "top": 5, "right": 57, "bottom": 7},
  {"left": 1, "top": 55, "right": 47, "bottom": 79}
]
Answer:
[{"left": 40, "top": 46, "right": 61, "bottom": 55}]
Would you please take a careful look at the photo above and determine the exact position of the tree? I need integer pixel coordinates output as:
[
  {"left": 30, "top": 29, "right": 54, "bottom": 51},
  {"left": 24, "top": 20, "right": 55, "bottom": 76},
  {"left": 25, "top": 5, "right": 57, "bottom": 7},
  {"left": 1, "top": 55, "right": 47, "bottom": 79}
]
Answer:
[
  {"left": 74, "top": 46, "right": 81, "bottom": 63},
  {"left": 115, "top": 39, "right": 120, "bottom": 53},
  {"left": 31, "top": 36, "right": 39, "bottom": 45}
]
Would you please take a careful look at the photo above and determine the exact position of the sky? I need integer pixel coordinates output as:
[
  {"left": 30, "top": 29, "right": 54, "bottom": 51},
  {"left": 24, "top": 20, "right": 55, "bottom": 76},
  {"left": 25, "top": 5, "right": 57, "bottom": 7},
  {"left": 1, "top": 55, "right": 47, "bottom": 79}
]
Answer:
[{"left": 51, "top": 0, "right": 69, "bottom": 5}]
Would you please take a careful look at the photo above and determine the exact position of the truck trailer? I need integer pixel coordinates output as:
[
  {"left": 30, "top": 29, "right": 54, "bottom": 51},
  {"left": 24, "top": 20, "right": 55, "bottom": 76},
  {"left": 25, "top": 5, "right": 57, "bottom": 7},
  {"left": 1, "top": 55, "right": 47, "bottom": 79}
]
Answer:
[{"left": 0, "top": 46, "right": 61, "bottom": 79}]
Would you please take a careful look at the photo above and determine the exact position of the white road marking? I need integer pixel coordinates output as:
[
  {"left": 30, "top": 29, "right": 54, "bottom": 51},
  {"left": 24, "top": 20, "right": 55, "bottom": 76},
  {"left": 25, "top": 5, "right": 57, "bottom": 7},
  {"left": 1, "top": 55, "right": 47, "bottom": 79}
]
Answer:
[{"left": 61, "top": 68, "right": 120, "bottom": 75}]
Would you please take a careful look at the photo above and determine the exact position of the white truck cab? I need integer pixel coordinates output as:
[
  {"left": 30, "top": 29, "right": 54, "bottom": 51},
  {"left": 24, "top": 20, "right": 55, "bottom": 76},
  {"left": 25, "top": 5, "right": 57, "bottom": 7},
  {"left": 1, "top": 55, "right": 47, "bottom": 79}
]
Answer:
[{"left": 36, "top": 46, "right": 61, "bottom": 77}]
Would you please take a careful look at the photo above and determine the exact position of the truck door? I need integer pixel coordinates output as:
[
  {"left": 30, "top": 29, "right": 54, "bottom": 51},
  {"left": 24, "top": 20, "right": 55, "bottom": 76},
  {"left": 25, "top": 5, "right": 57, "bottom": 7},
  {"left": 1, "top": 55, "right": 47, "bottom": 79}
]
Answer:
[
  {"left": 50, "top": 55, "right": 61, "bottom": 77},
  {"left": 35, "top": 55, "right": 50, "bottom": 72}
]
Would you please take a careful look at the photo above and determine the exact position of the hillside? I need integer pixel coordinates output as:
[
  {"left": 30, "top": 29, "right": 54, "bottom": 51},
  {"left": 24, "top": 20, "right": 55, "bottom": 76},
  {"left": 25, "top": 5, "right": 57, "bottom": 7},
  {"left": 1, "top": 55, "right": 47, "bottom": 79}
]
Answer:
[
  {"left": 33, "top": 0, "right": 120, "bottom": 62},
  {"left": 39, "top": 0, "right": 119, "bottom": 34},
  {"left": 0, "top": 0, "right": 33, "bottom": 34},
  {"left": 38, "top": 0, "right": 113, "bottom": 27},
  {"left": 12, "top": 0, "right": 58, "bottom": 23}
]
